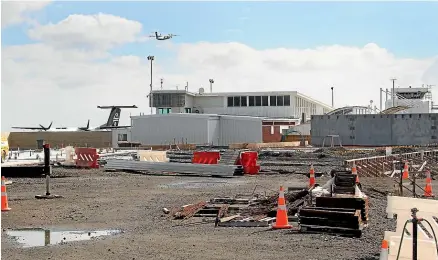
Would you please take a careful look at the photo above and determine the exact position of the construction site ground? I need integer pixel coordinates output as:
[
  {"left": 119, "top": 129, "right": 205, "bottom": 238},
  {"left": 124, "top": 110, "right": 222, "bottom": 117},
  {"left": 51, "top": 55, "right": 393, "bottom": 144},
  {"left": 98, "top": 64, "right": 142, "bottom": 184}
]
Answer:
[{"left": 3, "top": 167, "right": 436, "bottom": 260}]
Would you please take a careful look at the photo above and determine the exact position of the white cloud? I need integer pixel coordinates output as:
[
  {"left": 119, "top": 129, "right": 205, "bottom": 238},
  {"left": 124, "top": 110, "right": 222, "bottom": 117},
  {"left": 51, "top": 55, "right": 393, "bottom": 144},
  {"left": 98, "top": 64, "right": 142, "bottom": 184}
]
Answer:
[
  {"left": 1, "top": 1, "right": 51, "bottom": 28},
  {"left": 27, "top": 13, "right": 144, "bottom": 50},
  {"left": 2, "top": 13, "right": 438, "bottom": 131}
]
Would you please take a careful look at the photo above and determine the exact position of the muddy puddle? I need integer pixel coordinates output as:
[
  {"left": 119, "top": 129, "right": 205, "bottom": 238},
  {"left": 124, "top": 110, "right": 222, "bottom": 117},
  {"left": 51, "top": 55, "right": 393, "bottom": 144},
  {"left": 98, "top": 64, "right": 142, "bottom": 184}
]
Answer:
[
  {"left": 5, "top": 228, "right": 122, "bottom": 248},
  {"left": 159, "top": 180, "right": 243, "bottom": 189}
]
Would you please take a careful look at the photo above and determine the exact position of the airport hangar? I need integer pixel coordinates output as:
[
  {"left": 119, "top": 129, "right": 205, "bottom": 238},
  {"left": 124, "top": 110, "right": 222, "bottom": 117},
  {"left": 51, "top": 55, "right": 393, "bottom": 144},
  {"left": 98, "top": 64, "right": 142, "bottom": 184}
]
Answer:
[{"left": 7, "top": 89, "right": 334, "bottom": 149}]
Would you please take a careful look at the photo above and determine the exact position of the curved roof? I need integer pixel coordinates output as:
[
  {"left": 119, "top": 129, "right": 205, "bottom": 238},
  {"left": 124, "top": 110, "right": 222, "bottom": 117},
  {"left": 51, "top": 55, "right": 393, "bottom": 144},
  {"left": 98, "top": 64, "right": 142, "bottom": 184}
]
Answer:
[
  {"left": 379, "top": 106, "right": 411, "bottom": 114},
  {"left": 325, "top": 106, "right": 370, "bottom": 115}
]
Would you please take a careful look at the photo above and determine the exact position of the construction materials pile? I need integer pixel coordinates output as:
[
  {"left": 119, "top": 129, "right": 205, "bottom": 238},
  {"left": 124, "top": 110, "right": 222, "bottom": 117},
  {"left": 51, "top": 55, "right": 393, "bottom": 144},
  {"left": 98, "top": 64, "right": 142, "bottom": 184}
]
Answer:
[
  {"left": 298, "top": 171, "right": 369, "bottom": 237},
  {"left": 168, "top": 169, "right": 370, "bottom": 238}
]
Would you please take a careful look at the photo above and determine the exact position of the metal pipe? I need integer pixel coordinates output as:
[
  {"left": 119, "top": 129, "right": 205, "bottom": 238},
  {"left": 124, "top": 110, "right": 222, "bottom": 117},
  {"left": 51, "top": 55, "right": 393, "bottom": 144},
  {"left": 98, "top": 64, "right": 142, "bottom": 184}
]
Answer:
[
  {"left": 411, "top": 208, "right": 419, "bottom": 260},
  {"left": 43, "top": 144, "right": 51, "bottom": 196},
  {"left": 45, "top": 172, "right": 51, "bottom": 196},
  {"left": 331, "top": 87, "right": 334, "bottom": 108},
  {"left": 147, "top": 55, "right": 155, "bottom": 114},
  {"left": 209, "top": 79, "right": 214, "bottom": 93},
  {"left": 150, "top": 58, "right": 153, "bottom": 114},
  {"left": 391, "top": 78, "right": 397, "bottom": 108},
  {"left": 380, "top": 88, "right": 383, "bottom": 111}
]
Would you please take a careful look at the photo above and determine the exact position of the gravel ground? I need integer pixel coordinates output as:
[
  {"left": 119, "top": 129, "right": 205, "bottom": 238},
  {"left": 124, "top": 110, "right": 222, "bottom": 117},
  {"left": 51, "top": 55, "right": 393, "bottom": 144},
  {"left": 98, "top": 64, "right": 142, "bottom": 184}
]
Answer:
[{"left": 4, "top": 166, "right": 435, "bottom": 260}]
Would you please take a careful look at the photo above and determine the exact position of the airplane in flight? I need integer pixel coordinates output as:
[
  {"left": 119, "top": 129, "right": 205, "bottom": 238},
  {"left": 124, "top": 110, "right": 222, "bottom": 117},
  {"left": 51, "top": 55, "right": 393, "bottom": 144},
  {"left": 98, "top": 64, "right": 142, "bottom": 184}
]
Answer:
[
  {"left": 148, "top": 32, "right": 179, "bottom": 41},
  {"left": 11, "top": 105, "right": 138, "bottom": 132}
]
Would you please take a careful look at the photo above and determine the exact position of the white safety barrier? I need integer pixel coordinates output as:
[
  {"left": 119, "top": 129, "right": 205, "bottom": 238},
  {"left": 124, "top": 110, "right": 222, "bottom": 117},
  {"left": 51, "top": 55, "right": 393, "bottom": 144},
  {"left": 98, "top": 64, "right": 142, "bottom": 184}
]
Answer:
[
  {"left": 384, "top": 196, "right": 438, "bottom": 260},
  {"left": 63, "top": 146, "right": 76, "bottom": 166},
  {"left": 137, "top": 150, "right": 169, "bottom": 162}
]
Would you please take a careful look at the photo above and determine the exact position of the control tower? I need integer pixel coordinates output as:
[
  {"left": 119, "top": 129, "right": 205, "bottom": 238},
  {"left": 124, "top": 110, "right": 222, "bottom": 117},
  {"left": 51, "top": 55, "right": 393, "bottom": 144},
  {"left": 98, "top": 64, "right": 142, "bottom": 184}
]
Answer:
[{"left": 383, "top": 85, "right": 436, "bottom": 114}]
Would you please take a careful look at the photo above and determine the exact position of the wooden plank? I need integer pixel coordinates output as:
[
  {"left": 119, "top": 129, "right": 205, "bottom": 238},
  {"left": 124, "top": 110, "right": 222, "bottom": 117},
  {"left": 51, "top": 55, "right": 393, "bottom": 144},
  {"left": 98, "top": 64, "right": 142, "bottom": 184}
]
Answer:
[
  {"left": 217, "top": 218, "right": 274, "bottom": 227},
  {"left": 219, "top": 215, "right": 240, "bottom": 223}
]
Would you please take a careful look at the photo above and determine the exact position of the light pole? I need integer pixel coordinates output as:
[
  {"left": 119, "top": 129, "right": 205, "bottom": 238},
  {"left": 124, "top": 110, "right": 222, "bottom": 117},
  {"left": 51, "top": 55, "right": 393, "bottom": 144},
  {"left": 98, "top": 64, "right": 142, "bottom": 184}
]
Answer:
[
  {"left": 147, "top": 55, "right": 155, "bottom": 114},
  {"left": 160, "top": 78, "right": 163, "bottom": 89},
  {"left": 209, "top": 79, "right": 214, "bottom": 93},
  {"left": 331, "top": 87, "right": 334, "bottom": 108}
]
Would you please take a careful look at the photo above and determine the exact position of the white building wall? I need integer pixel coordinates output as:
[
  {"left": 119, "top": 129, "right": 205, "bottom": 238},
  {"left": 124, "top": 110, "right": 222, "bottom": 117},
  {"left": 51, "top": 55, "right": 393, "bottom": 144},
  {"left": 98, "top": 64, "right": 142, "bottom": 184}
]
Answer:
[
  {"left": 219, "top": 116, "right": 262, "bottom": 146},
  {"left": 194, "top": 96, "right": 225, "bottom": 108},
  {"left": 130, "top": 114, "right": 262, "bottom": 146},
  {"left": 131, "top": 114, "right": 210, "bottom": 145},
  {"left": 207, "top": 117, "right": 220, "bottom": 145},
  {"left": 152, "top": 90, "right": 333, "bottom": 118},
  {"left": 185, "top": 95, "right": 194, "bottom": 109}
]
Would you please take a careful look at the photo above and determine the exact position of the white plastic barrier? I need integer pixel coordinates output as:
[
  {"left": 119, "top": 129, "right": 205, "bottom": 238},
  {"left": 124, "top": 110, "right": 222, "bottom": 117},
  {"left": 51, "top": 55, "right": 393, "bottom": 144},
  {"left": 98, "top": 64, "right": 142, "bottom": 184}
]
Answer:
[
  {"left": 384, "top": 196, "right": 438, "bottom": 260},
  {"left": 137, "top": 150, "right": 169, "bottom": 162},
  {"left": 64, "top": 146, "right": 76, "bottom": 166}
]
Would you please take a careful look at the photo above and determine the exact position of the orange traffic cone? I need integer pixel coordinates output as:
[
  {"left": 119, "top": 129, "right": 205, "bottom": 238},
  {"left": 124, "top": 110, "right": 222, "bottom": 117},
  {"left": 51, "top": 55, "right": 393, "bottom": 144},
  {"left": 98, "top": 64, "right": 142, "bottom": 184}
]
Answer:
[
  {"left": 1, "top": 176, "right": 11, "bottom": 212},
  {"left": 351, "top": 161, "right": 360, "bottom": 184},
  {"left": 379, "top": 239, "right": 389, "bottom": 260},
  {"left": 272, "top": 186, "right": 292, "bottom": 229},
  {"left": 424, "top": 169, "right": 434, "bottom": 197},
  {"left": 402, "top": 161, "right": 409, "bottom": 180},
  {"left": 309, "top": 164, "right": 316, "bottom": 188}
]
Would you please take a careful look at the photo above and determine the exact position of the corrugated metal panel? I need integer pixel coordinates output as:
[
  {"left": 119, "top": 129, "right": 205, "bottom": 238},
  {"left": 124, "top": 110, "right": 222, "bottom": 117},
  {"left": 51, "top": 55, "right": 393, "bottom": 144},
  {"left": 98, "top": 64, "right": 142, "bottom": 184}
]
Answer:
[
  {"left": 207, "top": 118, "right": 220, "bottom": 145},
  {"left": 131, "top": 114, "right": 263, "bottom": 146},
  {"left": 131, "top": 115, "right": 209, "bottom": 145},
  {"left": 219, "top": 116, "right": 262, "bottom": 146}
]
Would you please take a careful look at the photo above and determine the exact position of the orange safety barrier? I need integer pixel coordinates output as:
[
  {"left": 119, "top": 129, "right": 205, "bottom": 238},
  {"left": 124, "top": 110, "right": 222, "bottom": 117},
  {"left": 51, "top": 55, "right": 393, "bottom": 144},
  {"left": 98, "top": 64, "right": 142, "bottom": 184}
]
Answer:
[
  {"left": 239, "top": 151, "right": 260, "bottom": 175},
  {"left": 192, "top": 151, "right": 220, "bottom": 164},
  {"left": 75, "top": 147, "right": 99, "bottom": 168}
]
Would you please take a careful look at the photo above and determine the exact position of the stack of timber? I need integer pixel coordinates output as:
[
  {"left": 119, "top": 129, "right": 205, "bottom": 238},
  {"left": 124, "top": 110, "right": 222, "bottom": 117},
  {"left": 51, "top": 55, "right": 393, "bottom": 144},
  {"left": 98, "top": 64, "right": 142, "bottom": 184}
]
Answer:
[
  {"left": 299, "top": 207, "right": 364, "bottom": 237},
  {"left": 298, "top": 172, "right": 368, "bottom": 237},
  {"left": 331, "top": 171, "right": 356, "bottom": 195}
]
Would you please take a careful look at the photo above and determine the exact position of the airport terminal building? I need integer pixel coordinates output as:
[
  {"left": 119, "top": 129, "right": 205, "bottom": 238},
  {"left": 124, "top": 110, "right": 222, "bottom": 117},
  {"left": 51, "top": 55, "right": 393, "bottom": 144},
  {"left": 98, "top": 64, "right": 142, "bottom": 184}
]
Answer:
[{"left": 150, "top": 89, "right": 333, "bottom": 119}]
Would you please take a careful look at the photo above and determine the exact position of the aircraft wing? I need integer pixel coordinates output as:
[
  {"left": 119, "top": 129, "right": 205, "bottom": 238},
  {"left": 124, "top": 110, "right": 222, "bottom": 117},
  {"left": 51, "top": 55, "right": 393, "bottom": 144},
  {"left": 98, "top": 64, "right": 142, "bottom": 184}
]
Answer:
[
  {"left": 98, "top": 125, "right": 131, "bottom": 129},
  {"left": 97, "top": 105, "right": 138, "bottom": 109},
  {"left": 12, "top": 126, "right": 44, "bottom": 130}
]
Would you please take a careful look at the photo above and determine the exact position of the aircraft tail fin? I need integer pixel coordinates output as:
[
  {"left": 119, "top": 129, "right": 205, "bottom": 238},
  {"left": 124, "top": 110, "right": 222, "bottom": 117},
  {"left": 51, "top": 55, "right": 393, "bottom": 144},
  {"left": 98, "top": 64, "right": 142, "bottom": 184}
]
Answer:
[
  {"left": 155, "top": 31, "right": 158, "bottom": 38},
  {"left": 86, "top": 119, "right": 90, "bottom": 129},
  {"left": 106, "top": 107, "right": 121, "bottom": 127},
  {"left": 48, "top": 122, "right": 53, "bottom": 129}
]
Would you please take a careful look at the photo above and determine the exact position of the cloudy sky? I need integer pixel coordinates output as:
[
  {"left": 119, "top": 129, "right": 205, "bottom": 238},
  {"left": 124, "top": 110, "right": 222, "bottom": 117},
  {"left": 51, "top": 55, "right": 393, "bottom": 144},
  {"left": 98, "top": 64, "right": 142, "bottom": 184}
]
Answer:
[{"left": 1, "top": 1, "right": 438, "bottom": 131}]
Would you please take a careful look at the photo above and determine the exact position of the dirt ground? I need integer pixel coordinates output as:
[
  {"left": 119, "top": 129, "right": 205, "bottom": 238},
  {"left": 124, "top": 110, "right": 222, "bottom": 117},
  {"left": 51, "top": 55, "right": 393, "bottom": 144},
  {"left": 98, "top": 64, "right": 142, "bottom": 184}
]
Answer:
[{"left": 1, "top": 168, "right": 437, "bottom": 260}]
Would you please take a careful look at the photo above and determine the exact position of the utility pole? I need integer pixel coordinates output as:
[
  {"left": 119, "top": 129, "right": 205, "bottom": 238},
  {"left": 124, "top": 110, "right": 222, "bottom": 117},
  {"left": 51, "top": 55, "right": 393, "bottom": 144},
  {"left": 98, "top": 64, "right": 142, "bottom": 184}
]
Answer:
[
  {"left": 147, "top": 55, "right": 155, "bottom": 114},
  {"left": 331, "top": 87, "right": 334, "bottom": 108},
  {"left": 160, "top": 78, "right": 163, "bottom": 89},
  {"left": 209, "top": 79, "right": 214, "bottom": 93},
  {"left": 390, "top": 78, "right": 397, "bottom": 108}
]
